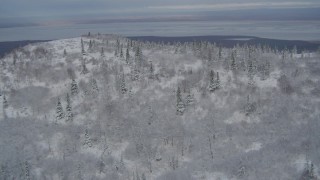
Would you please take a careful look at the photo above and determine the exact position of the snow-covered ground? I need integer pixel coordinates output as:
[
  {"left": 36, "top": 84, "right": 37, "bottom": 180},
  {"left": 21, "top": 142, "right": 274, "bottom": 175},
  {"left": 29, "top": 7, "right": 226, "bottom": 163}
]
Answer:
[{"left": 0, "top": 34, "right": 319, "bottom": 180}]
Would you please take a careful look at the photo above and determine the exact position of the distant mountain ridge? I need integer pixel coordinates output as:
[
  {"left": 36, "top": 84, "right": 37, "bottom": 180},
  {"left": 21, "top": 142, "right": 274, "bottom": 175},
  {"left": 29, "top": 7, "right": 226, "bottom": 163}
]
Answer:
[
  {"left": 0, "top": 40, "right": 50, "bottom": 58},
  {"left": 1, "top": 35, "right": 319, "bottom": 58},
  {"left": 128, "top": 35, "right": 320, "bottom": 53}
]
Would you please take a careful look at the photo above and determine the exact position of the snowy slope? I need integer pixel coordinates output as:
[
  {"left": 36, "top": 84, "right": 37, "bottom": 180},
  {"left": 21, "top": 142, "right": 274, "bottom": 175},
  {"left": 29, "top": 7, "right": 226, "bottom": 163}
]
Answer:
[{"left": 0, "top": 34, "right": 319, "bottom": 180}]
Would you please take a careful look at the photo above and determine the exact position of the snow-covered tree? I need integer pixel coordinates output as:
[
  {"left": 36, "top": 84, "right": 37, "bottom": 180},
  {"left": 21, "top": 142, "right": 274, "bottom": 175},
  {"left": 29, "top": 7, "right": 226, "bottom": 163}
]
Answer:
[
  {"left": 131, "top": 66, "right": 140, "bottom": 81},
  {"left": 24, "top": 161, "right": 31, "bottom": 180},
  {"left": 208, "top": 70, "right": 216, "bottom": 92},
  {"left": 149, "top": 62, "right": 154, "bottom": 79},
  {"left": 71, "top": 79, "right": 79, "bottom": 96},
  {"left": 209, "top": 71, "right": 220, "bottom": 92},
  {"left": 218, "top": 46, "right": 222, "bottom": 60},
  {"left": 135, "top": 46, "right": 142, "bottom": 66},
  {"left": 245, "top": 95, "right": 256, "bottom": 116},
  {"left": 185, "top": 90, "right": 195, "bottom": 106},
  {"left": 169, "top": 156, "right": 179, "bottom": 170},
  {"left": 84, "top": 129, "right": 93, "bottom": 147},
  {"left": 216, "top": 72, "right": 221, "bottom": 90},
  {"left": 100, "top": 47, "right": 105, "bottom": 58},
  {"left": 65, "top": 93, "right": 73, "bottom": 122},
  {"left": 120, "top": 73, "right": 127, "bottom": 94},
  {"left": 120, "top": 47, "right": 124, "bottom": 58},
  {"left": 81, "top": 38, "right": 86, "bottom": 56},
  {"left": 126, "top": 47, "right": 130, "bottom": 64},
  {"left": 56, "top": 97, "right": 64, "bottom": 121},
  {"left": 3, "top": 94, "right": 8, "bottom": 109},
  {"left": 230, "top": 50, "right": 237, "bottom": 71},
  {"left": 141, "top": 173, "right": 146, "bottom": 180},
  {"left": 80, "top": 61, "right": 89, "bottom": 75},
  {"left": 247, "top": 60, "right": 255, "bottom": 86},
  {"left": 88, "top": 40, "right": 93, "bottom": 52},
  {"left": 176, "top": 87, "right": 185, "bottom": 115}
]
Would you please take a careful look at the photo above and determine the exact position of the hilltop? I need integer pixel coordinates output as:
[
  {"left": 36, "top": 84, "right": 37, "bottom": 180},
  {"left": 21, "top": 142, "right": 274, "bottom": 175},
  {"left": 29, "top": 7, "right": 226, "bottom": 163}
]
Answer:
[{"left": 0, "top": 34, "right": 319, "bottom": 180}]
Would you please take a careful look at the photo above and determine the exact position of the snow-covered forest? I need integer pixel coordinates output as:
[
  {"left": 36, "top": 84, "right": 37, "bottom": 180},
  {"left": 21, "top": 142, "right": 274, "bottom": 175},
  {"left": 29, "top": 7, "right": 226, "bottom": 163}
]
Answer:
[{"left": 0, "top": 34, "right": 319, "bottom": 180}]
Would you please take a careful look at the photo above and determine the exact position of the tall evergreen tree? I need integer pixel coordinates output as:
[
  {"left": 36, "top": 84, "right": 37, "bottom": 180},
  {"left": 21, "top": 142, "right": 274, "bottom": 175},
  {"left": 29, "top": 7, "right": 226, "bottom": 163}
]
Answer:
[
  {"left": 247, "top": 59, "right": 255, "bottom": 86},
  {"left": 24, "top": 161, "right": 30, "bottom": 180},
  {"left": 84, "top": 129, "right": 93, "bottom": 147},
  {"left": 120, "top": 47, "right": 124, "bottom": 58},
  {"left": 81, "top": 38, "right": 86, "bottom": 56},
  {"left": 91, "top": 78, "right": 99, "bottom": 93},
  {"left": 88, "top": 40, "right": 93, "bottom": 52},
  {"left": 216, "top": 72, "right": 221, "bottom": 90},
  {"left": 100, "top": 47, "right": 105, "bottom": 58},
  {"left": 120, "top": 73, "right": 127, "bottom": 94},
  {"left": 80, "top": 61, "right": 89, "bottom": 75},
  {"left": 149, "top": 62, "right": 154, "bottom": 79},
  {"left": 56, "top": 98, "right": 64, "bottom": 121},
  {"left": 141, "top": 173, "right": 146, "bottom": 180},
  {"left": 135, "top": 46, "right": 142, "bottom": 66},
  {"left": 208, "top": 70, "right": 216, "bottom": 92},
  {"left": 3, "top": 94, "right": 8, "bottom": 109},
  {"left": 126, "top": 47, "right": 130, "bottom": 64},
  {"left": 131, "top": 66, "right": 140, "bottom": 81},
  {"left": 245, "top": 95, "right": 256, "bottom": 116},
  {"left": 230, "top": 50, "right": 237, "bottom": 71},
  {"left": 209, "top": 71, "right": 220, "bottom": 92},
  {"left": 65, "top": 93, "right": 73, "bottom": 122},
  {"left": 218, "top": 46, "right": 222, "bottom": 60},
  {"left": 176, "top": 87, "right": 185, "bottom": 115},
  {"left": 185, "top": 90, "right": 195, "bottom": 106},
  {"left": 71, "top": 79, "right": 79, "bottom": 96}
]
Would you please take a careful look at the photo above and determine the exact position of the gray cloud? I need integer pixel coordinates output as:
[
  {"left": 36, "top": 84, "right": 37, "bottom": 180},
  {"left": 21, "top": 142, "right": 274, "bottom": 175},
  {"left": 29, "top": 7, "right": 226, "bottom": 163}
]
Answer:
[{"left": 0, "top": 0, "right": 319, "bottom": 26}]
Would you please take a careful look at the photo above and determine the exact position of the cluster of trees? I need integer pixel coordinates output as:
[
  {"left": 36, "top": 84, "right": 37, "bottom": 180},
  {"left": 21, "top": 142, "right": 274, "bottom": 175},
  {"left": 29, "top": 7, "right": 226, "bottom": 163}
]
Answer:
[
  {"left": 0, "top": 33, "right": 319, "bottom": 179},
  {"left": 55, "top": 80, "right": 79, "bottom": 123}
]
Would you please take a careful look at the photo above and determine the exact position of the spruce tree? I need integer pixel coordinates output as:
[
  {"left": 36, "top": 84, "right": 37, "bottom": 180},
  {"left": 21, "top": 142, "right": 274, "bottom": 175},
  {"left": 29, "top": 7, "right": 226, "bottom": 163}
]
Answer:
[
  {"left": 24, "top": 161, "right": 30, "bottom": 180},
  {"left": 149, "top": 62, "right": 154, "bottom": 79},
  {"left": 126, "top": 47, "right": 130, "bottom": 64},
  {"left": 265, "top": 60, "right": 271, "bottom": 78},
  {"left": 218, "top": 46, "right": 222, "bottom": 60},
  {"left": 136, "top": 171, "right": 141, "bottom": 180},
  {"left": 176, "top": 87, "right": 185, "bottom": 115},
  {"left": 120, "top": 47, "right": 124, "bottom": 58},
  {"left": 81, "top": 38, "right": 86, "bottom": 56},
  {"left": 135, "top": 46, "right": 142, "bottom": 66},
  {"left": 120, "top": 73, "right": 127, "bottom": 94},
  {"left": 245, "top": 95, "right": 255, "bottom": 116},
  {"left": 230, "top": 50, "right": 237, "bottom": 71},
  {"left": 186, "top": 90, "right": 194, "bottom": 106},
  {"left": 216, "top": 72, "right": 221, "bottom": 90},
  {"left": 56, "top": 98, "right": 64, "bottom": 121},
  {"left": 71, "top": 79, "right": 79, "bottom": 96},
  {"left": 80, "top": 62, "right": 89, "bottom": 75},
  {"left": 91, "top": 78, "right": 99, "bottom": 93},
  {"left": 141, "top": 173, "right": 146, "bottom": 180},
  {"left": 247, "top": 60, "right": 255, "bottom": 86},
  {"left": 131, "top": 66, "right": 140, "bottom": 81},
  {"left": 208, "top": 49, "right": 212, "bottom": 61},
  {"left": 100, "top": 47, "right": 105, "bottom": 58},
  {"left": 84, "top": 129, "right": 92, "bottom": 147},
  {"left": 309, "top": 163, "right": 315, "bottom": 179},
  {"left": 208, "top": 70, "right": 216, "bottom": 92},
  {"left": 3, "top": 94, "right": 8, "bottom": 109},
  {"left": 65, "top": 93, "right": 73, "bottom": 122},
  {"left": 0, "top": 164, "right": 8, "bottom": 180},
  {"left": 88, "top": 40, "right": 92, "bottom": 52}
]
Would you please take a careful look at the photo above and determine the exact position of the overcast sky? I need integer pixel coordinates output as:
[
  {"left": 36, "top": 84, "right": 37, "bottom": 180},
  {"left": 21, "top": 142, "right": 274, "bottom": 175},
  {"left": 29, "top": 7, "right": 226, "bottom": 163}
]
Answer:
[{"left": 1, "top": 0, "right": 320, "bottom": 27}]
